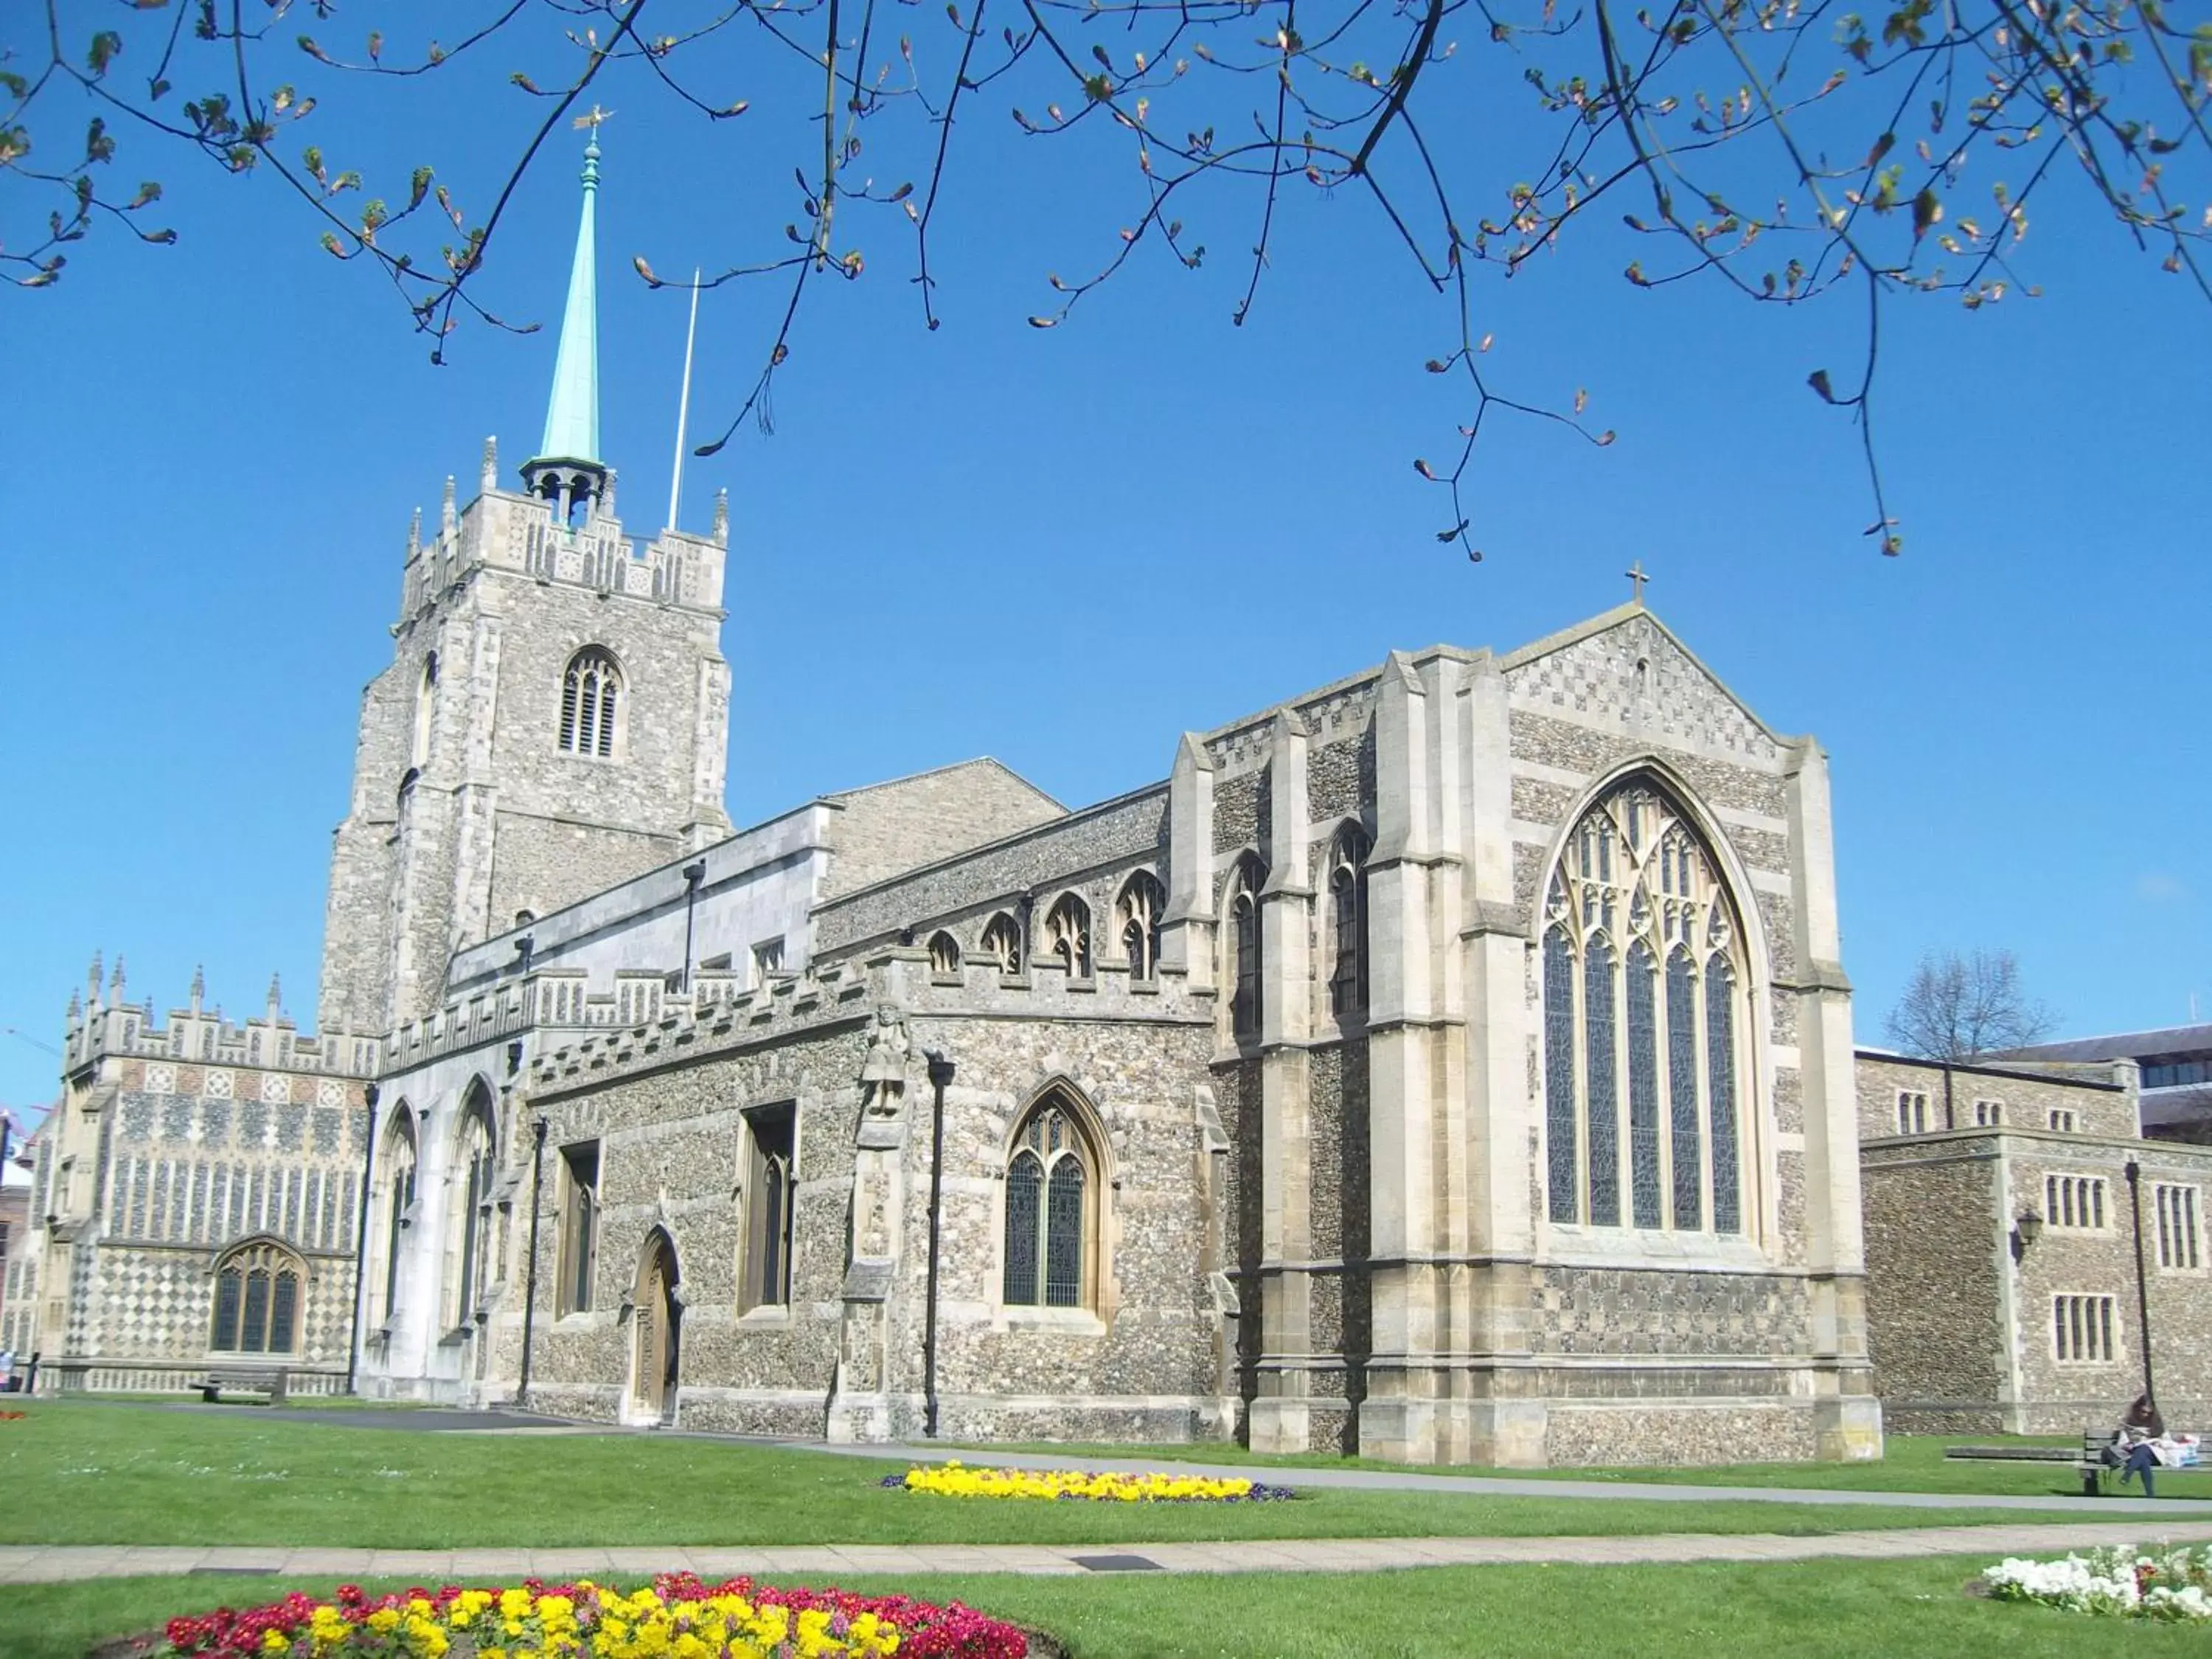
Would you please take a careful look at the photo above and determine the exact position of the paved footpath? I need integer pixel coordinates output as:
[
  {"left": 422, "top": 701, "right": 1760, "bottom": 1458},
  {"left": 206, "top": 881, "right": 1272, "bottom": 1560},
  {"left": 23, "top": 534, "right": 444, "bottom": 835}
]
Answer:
[{"left": 6, "top": 1520, "right": 2212, "bottom": 1587}]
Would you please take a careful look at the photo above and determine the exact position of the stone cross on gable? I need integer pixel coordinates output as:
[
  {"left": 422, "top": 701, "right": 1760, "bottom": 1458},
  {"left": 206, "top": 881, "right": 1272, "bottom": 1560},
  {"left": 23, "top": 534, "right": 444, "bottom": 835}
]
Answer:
[{"left": 1625, "top": 561, "right": 1649, "bottom": 605}]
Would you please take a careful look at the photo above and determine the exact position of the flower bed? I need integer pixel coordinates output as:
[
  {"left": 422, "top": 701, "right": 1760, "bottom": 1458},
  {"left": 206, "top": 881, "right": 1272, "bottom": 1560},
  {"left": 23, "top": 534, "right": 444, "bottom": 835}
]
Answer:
[
  {"left": 1982, "top": 1543, "right": 2212, "bottom": 1621},
  {"left": 159, "top": 1574, "right": 1030, "bottom": 1658},
  {"left": 883, "top": 1461, "right": 1297, "bottom": 1503}
]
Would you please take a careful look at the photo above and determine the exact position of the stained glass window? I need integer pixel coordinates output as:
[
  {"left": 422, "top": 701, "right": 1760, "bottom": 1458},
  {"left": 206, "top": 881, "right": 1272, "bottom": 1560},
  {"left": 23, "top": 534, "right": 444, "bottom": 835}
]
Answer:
[
  {"left": 1627, "top": 941, "right": 1662, "bottom": 1228},
  {"left": 1708, "top": 955, "right": 1741, "bottom": 1234},
  {"left": 212, "top": 1269, "right": 243, "bottom": 1350},
  {"left": 240, "top": 1271, "right": 271, "bottom": 1354},
  {"left": 1584, "top": 936, "right": 1620, "bottom": 1227},
  {"left": 1666, "top": 948, "right": 1703, "bottom": 1231},
  {"left": 1545, "top": 778, "right": 1750, "bottom": 1239},
  {"left": 1003, "top": 1151, "right": 1043, "bottom": 1305},
  {"left": 1045, "top": 1158, "right": 1085, "bottom": 1307},
  {"left": 1543, "top": 926, "right": 1578, "bottom": 1224},
  {"left": 269, "top": 1272, "right": 299, "bottom": 1354}
]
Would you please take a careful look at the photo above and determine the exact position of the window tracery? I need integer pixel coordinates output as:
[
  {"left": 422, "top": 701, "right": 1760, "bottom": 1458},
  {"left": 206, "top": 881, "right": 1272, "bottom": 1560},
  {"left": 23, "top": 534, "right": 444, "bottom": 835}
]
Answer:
[
  {"left": 210, "top": 1239, "right": 304, "bottom": 1355},
  {"left": 980, "top": 913, "right": 1023, "bottom": 977},
  {"left": 448, "top": 1086, "right": 499, "bottom": 1328},
  {"left": 1227, "top": 856, "right": 1266, "bottom": 1039},
  {"left": 927, "top": 931, "right": 961, "bottom": 976},
  {"left": 1540, "top": 779, "right": 1747, "bottom": 1234},
  {"left": 1327, "top": 826, "right": 1371, "bottom": 1018},
  {"left": 1117, "top": 872, "right": 1166, "bottom": 982},
  {"left": 558, "top": 647, "right": 622, "bottom": 757},
  {"left": 1044, "top": 894, "right": 1092, "bottom": 978},
  {"left": 1002, "top": 1096, "right": 1095, "bottom": 1310},
  {"left": 375, "top": 1112, "right": 418, "bottom": 1332}
]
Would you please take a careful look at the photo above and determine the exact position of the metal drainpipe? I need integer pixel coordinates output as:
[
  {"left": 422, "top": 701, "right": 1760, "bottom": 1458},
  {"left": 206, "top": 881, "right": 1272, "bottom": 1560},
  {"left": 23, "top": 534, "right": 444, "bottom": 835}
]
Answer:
[
  {"left": 518, "top": 1114, "right": 549, "bottom": 1409},
  {"left": 922, "top": 1050, "right": 955, "bottom": 1439},
  {"left": 345, "top": 1082, "right": 380, "bottom": 1397},
  {"left": 2126, "top": 1159, "right": 2157, "bottom": 1408},
  {"left": 681, "top": 861, "right": 707, "bottom": 991}
]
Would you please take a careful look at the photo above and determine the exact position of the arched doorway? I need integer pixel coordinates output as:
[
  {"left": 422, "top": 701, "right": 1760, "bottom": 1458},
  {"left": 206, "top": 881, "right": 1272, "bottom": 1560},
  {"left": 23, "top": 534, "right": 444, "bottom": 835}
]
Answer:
[{"left": 631, "top": 1231, "right": 681, "bottom": 1425}]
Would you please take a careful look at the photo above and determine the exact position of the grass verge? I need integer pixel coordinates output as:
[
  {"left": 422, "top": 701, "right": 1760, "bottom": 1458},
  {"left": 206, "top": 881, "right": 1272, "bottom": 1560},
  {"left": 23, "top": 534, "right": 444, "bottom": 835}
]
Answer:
[
  {"left": 0, "top": 1404, "right": 2107, "bottom": 1547},
  {"left": 954, "top": 1432, "right": 2212, "bottom": 1502},
  {"left": 10, "top": 1557, "right": 2205, "bottom": 1659}
]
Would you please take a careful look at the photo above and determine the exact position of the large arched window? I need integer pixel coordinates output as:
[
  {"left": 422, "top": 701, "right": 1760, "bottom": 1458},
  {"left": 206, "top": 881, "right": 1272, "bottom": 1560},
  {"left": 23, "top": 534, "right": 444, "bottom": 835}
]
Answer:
[
  {"left": 1225, "top": 856, "right": 1266, "bottom": 1040},
  {"left": 210, "top": 1239, "right": 305, "bottom": 1355},
  {"left": 1117, "top": 871, "right": 1166, "bottom": 983},
  {"left": 447, "top": 1085, "right": 499, "bottom": 1327},
  {"left": 1326, "top": 825, "right": 1371, "bottom": 1018},
  {"left": 558, "top": 647, "right": 622, "bottom": 757},
  {"left": 1003, "top": 1094, "right": 1098, "bottom": 1309},
  {"left": 1044, "top": 893, "right": 1092, "bottom": 979},
  {"left": 375, "top": 1110, "right": 420, "bottom": 1330},
  {"left": 1540, "top": 779, "right": 1747, "bottom": 1235}
]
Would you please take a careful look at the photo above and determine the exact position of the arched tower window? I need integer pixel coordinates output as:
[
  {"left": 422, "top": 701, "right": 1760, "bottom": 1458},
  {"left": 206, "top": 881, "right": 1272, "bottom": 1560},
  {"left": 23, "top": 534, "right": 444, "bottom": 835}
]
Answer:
[
  {"left": 1002, "top": 1094, "right": 1099, "bottom": 1310},
  {"left": 1326, "top": 825, "right": 1372, "bottom": 1018},
  {"left": 447, "top": 1084, "right": 500, "bottom": 1328},
  {"left": 210, "top": 1239, "right": 305, "bottom": 1355},
  {"left": 1226, "top": 856, "right": 1267, "bottom": 1040},
  {"left": 375, "top": 1110, "right": 420, "bottom": 1331},
  {"left": 411, "top": 652, "right": 438, "bottom": 768},
  {"left": 1540, "top": 778, "right": 1747, "bottom": 1235},
  {"left": 980, "top": 912, "right": 1023, "bottom": 978},
  {"left": 1044, "top": 893, "right": 1092, "bottom": 979},
  {"left": 558, "top": 647, "right": 623, "bottom": 758},
  {"left": 927, "top": 931, "right": 961, "bottom": 976},
  {"left": 1117, "top": 871, "right": 1166, "bottom": 982}
]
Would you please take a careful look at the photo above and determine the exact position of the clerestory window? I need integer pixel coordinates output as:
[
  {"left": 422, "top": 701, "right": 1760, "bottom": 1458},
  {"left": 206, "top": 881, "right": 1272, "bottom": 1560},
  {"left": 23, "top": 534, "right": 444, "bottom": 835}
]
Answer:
[
  {"left": 1045, "top": 893, "right": 1092, "bottom": 979},
  {"left": 1117, "top": 871, "right": 1166, "bottom": 983},
  {"left": 1327, "top": 825, "right": 1371, "bottom": 1018},
  {"left": 1541, "top": 779, "right": 1745, "bottom": 1235}
]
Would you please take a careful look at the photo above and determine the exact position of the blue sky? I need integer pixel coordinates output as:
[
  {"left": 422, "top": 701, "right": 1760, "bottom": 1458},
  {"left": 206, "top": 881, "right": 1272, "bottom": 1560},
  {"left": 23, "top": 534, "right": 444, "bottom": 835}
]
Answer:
[{"left": 3, "top": 18, "right": 2206, "bottom": 1114}]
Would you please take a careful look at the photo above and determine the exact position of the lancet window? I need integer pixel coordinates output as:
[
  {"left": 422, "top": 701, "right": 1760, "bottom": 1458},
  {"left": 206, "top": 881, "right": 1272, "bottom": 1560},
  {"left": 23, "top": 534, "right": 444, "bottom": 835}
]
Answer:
[
  {"left": 375, "top": 1110, "right": 419, "bottom": 1331},
  {"left": 1326, "top": 825, "right": 1371, "bottom": 1018},
  {"left": 1540, "top": 779, "right": 1747, "bottom": 1234},
  {"left": 1118, "top": 872, "right": 1166, "bottom": 982},
  {"left": 558, "top": 647, "right": 622, "bottom": 757},
  {"left": 447, "top": 1086, "right": 500, "bottom": 1328},
  {"left": 1227, "top": 857, "right": 1266, "bottom": 1039},
  {"left": 1002, "top": 1096, "right": 1096, "bottom": 1310}
]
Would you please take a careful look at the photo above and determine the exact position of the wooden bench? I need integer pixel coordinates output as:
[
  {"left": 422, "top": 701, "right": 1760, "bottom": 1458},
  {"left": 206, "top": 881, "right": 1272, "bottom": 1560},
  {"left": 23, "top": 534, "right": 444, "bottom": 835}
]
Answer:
[
  {"left": 196, "top": 1368, "right": 288, "bottom": 1405},
  {"left": 1944, "top": 1431, "right": 2199, "bottom": 1496}
]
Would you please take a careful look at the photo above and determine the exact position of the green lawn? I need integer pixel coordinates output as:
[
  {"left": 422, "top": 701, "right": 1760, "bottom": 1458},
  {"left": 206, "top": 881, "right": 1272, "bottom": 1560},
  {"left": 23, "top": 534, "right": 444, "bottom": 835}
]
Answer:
[
  {"left": 9, "top": 1559, "right": 2203, "bottom": 1659},
  {"left": 959, "top": 1431, "right": 2212, "bottom": 1502},
  {"left": 0, "top": 1404, "right": 2103, "bottom": 1548}
]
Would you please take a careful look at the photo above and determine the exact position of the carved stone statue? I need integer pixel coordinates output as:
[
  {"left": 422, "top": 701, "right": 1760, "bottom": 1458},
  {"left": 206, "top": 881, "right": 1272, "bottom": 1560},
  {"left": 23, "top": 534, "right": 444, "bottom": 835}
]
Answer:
[{"left": 859, "top": 1004, "right": 911, "bottom": 1118}]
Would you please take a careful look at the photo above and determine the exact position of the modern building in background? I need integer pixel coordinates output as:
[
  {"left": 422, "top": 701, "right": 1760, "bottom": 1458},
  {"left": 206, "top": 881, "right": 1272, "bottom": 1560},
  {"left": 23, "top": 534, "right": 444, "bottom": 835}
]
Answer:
[
  {"left": 1857, "top": 1051, "right": 2211, "bottom": 1433},
  {"left": 2002, "top": 1025, "right": 2212, "bottom": 1142}
]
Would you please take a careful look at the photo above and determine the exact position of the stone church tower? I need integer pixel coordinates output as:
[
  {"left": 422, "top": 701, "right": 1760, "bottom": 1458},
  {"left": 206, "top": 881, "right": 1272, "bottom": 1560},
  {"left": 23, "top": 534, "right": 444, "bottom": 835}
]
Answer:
[{"left": 319, "top": 129, "right": 733, "bottom": 1034}]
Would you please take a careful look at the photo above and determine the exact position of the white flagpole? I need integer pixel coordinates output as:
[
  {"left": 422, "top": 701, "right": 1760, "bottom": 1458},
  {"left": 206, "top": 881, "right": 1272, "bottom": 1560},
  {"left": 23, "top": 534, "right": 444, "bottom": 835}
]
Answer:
[{"left": 667, "top": 268, "right": 701, "bottom": 532}]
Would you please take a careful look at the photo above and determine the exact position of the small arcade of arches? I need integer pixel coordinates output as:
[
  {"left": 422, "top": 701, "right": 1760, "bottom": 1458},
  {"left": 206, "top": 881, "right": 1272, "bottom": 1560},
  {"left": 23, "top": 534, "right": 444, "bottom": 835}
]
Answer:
[{"left": 209, "top": 1239, "right": 306, "bottom": 1356}]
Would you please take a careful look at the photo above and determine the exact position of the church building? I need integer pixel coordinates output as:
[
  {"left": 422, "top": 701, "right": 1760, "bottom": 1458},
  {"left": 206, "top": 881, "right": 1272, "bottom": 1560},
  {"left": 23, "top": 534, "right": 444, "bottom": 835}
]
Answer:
[{"left": 26, "top": 131, "right": 1885, "bottom": 1467}]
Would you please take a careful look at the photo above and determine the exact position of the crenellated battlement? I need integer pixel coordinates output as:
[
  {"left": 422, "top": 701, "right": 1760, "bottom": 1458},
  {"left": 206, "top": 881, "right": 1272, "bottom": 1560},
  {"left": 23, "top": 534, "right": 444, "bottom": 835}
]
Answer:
[
  {"left": 61, "top": 958, "right": 376, "bottom": 1078},
  {"left": 395, "top": 438, "right": 729, "bottom": 627}
]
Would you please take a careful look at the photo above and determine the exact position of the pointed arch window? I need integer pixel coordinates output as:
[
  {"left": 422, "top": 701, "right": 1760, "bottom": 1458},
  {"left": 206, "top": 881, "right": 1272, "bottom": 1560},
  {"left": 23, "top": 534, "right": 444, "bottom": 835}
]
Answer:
[
  {"left": 1227, "top": 857, "right": 1266, "bottom": 1039},
  {"left": 980, "top": 912, "right": 1023, "bottom": 978},
  {"left": 1117, "top": 871, "right": 1166, "bottom": 982},
  {"left": 1045, "top": 894, "right": 1092, "bottom": 979},
  {"left": 411, "top": 652, "right": 439, "bottom": 768},
  {"left": 1327, "top": 826, "right": 1371, "bottom": 1018},
  {"left": 210, "top": 1240, "right": 304, "bottom": 1355},
  {"left": 448, "top": 1087, "right": 499, "bottom": 1328},
  {"left": 927, "top": 931, "right": 962, "bottom": 977},
  {"left": 558, "top": 647, "right": 622, "bottom": 758},
  {"left": 375, "top": 1112, "right": 420, "bottom": 1331},
  {"left": 1540, "top": 780, "right": 1747, "bottom": 1235},
  {"left": 1002, "top": 1097, "right": 1096, "bottom": 1310}
]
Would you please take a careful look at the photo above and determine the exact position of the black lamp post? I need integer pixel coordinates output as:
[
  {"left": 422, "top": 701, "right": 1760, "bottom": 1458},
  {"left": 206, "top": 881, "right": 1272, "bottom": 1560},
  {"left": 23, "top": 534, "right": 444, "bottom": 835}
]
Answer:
[
  {"left": 344, "top": 1081, "right": 380, "bottom": 1397},
  {"left": 922, "top": 1048, "right": 954, "bottom": 1439},
  {"left": 2126, "top": 1159, "right": 2157, "bottom": 1408},
  {"left": 518, "top": 1115, "right": 549, "bottom": 1409}
]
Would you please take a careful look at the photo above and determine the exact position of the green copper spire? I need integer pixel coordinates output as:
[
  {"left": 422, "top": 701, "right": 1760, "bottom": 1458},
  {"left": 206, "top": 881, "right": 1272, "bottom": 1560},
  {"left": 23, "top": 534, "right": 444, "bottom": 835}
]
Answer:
[{"left": 538, "top": 130, "right": 602, "bottom": 466}]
